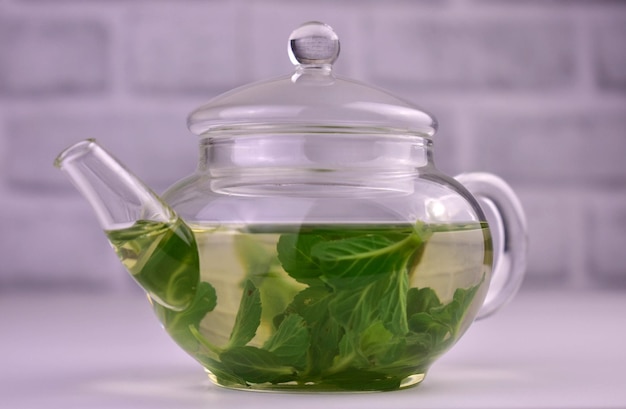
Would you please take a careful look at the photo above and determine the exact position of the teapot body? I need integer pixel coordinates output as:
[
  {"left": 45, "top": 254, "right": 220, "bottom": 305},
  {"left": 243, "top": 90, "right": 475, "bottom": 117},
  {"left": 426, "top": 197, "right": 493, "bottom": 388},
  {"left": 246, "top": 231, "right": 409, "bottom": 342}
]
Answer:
[{"left": 150, "top": 133, "right": 493, "bottom": 391}]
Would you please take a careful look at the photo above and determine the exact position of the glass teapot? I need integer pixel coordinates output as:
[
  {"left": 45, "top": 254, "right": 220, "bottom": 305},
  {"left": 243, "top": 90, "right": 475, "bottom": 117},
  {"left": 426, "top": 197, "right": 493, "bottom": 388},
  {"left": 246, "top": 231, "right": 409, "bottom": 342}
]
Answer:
[{"left": 55, "top": 22, "right": 527, "bottom": 392}]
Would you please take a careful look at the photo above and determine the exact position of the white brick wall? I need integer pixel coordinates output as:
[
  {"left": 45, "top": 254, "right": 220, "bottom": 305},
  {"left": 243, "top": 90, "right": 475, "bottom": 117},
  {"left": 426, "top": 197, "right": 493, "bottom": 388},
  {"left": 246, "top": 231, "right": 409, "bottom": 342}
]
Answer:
[
  {"left": 6, "top": 112, "right": 196, "bottom": 191},
  {"left": 368, "top": 16, "right": 577, "bottom": 89},
  {"left": 0, "top": 15, "right": 108, "bottom": 95},
  {"left": 127, "top": 3, "right": 246, "bottom": 94},
  {"left": 470, "top": 110, "right": 626, "bottom": 183},
  {"left": 1, "top": 0, "right": 625, "bottom": 292}
]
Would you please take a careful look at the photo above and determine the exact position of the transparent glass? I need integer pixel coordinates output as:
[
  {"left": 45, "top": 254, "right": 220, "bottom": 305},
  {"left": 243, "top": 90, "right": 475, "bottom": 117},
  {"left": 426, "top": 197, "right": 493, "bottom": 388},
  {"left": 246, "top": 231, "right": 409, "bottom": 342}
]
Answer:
[
  {"left": 54, "top": 21, "right": 527, "bottom": 393},
  {"left": 187, "top": 22, "right": 437, "bottom": 138},
  {"left": 152, "top": 131, "right": 525, "bottom": 391}
]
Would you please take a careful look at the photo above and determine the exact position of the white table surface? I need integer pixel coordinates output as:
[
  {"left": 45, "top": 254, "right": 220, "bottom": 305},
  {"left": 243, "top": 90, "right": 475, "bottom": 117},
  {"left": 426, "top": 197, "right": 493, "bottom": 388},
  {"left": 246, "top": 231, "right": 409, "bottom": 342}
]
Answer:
[{"left": 2, "top": 288, "right": 625, "bottom": 409}]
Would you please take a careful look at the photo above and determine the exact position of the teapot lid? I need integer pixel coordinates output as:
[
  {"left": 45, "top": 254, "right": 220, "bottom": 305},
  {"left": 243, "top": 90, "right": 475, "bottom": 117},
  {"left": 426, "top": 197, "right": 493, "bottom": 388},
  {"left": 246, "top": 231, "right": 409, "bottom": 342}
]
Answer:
[{"left": 187, "top": 21, "right": 437, "bottom": 137}]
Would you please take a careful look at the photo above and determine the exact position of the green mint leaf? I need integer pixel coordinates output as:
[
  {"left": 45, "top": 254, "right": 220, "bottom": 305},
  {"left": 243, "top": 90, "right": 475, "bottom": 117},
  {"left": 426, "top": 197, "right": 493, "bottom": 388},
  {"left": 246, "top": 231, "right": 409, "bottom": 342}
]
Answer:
[
  {"left": 153, "top": 281, "right": 217, "bottom": 352},
  {"left": 281, "top": 285, "right": 332, "bottom": 324},
  {"left": 280, "top": 286, "right": 342, "bottom": 375},
  {"left": 404, "top": 331, "right": 433, "bottom": 352},
  {"left": 332, "top": 334, "right": 368, "bottom": 370},
  {"left": 308, "top": 315, "right": 343, "bottom": 376},
  {"left": 359, "top": 320, "right": 393, "bottom": 357},
  {"left": 154, "top": 281, "right": 217, "bottom": 330},
  {"left": 328, "top": 279, "right": 386, "bottom": 334},
  {"left": 451, "top": 283, "right": 482, "bottom": 317},
  {"left": 227, "top": 279, "right": 261, "bottom": 348},
  {"left": 106, "top": 219, "right": 200, "bottom": 311},
  {"left": 358, "top": 320, "right": 408, "bottom": 367},
  {"left": 429, "top": 281, "right": 482, "bottom": 335},
  {"left": 407, "top": 280, "right": 483, "bottom": 355},
  {"left": 406, "top": 287, "right": 442, "bottom": 317},
  {"left": 262, "top": 314, "right": 310, "bottom": 369},
  {"left": 312, "top": 235, "right": 406, "bottom": 289},
  {"left": 276, "top": 234, "right": 325, "bottom": 284},
  {"left": 328, "top": 272, "right": 409, "bottom": 371},
  {"left": 319, "top": 230, "right": 421, "bottom": 373},
  {"left": 377, "top": 264, "right": 410, "bottom": 336},
  {"left": 328, "top": 263, "right": 410, "bottom": 337},
  {"left": 220, "top": 346, "right": 296, "bottom": 384},
  {"left": 176, "top": 281, "right": 217, "bottom": 324},
  {"left": 408, "top": 312, "right": 451, "bottom": 343}
]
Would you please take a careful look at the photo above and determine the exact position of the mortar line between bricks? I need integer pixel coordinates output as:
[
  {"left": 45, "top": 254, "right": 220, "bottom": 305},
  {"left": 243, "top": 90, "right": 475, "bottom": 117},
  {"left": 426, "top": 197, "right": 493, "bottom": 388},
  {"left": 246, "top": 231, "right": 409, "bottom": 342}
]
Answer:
[
  {"left": 0, "top": 104, "right": 8, "bottom": 199},
  {"left": 572, "top": 7, "right": 602, "bottom": 97},
  {"left": 566, "top": 190, "right": 591, "bottom": 290},
  {"left": 1, "top": 0, "right": 127, "bottom": 17},
  {"left": 108, "top": 5, "right": 136, "bottom": 104}
]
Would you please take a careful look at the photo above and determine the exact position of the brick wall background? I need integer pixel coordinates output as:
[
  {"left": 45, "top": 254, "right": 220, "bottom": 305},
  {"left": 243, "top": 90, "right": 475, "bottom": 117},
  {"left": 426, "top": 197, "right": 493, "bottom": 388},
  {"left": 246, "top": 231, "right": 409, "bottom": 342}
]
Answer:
[{"left": 1, "top": 0, "right": 625, "bottom": 294}]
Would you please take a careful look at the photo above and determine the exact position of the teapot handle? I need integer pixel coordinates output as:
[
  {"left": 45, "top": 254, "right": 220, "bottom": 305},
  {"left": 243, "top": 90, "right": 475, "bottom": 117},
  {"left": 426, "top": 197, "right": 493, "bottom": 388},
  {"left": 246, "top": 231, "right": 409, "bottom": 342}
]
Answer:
[{"left": 455, "top": 172, "right": 528, "bottom": 319}]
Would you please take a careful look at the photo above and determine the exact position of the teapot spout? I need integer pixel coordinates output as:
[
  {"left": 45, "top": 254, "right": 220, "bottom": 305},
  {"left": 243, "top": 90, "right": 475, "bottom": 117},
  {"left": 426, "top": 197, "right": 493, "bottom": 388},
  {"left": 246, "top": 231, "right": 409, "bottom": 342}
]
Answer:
[{"left": 54, "top": 139, "right": 199, "bottom": 311}]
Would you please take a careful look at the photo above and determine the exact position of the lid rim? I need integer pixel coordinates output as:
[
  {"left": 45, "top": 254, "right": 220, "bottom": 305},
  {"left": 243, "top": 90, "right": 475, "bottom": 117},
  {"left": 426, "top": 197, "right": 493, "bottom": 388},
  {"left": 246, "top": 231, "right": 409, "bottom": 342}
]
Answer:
[{"left": 188, "top": 123, "right": 436, "bottom": 138}]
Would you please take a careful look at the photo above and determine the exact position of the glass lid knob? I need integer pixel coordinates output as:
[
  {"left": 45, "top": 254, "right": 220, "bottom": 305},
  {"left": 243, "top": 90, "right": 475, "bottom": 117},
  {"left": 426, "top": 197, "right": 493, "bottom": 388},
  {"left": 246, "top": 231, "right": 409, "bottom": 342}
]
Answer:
[{"left": 288, "top": 21, "right": 340, "bottom": 67}]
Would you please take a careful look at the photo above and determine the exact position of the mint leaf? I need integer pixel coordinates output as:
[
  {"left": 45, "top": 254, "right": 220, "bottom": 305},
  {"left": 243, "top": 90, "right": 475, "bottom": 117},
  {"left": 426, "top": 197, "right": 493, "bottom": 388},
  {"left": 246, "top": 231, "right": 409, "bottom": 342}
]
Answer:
[
  {"left": 312, "top": 234, "right": 414, "bottom": 289},
  {"left": 378, "top": 264, "right": 410, "bottom": 336},
  {"left": 106, "top": 219, "right": 200, "bottom": 311},
  {"left": 451, "top": 283, "right": 482, "bottom": 319},
  {"left": 406, "top": 287, "right": 442, "bottom": 318},
  {"left": 220, "top": 346, "right": 296, "bottom": 384},
  {"left": 408, "top": 312, "right": 451, "bottom": 345},
  {"left": 153, "top": 281, "right": 217, "bottom": 352},
  {"left": 430, "top": 282, "right": 482, "bottom": 335},
  {"left": 277, "top": 234, "right": 325, "bottom": 284},
  {"left": 328, "top": 279, "right": 386, "bottom": 332},
  {"left": 407, "top": 280, "right": 483, "bottom": 354},
  {"left": 359, "top": 320, "right": 393, "bottom": 358},
  {"left": 328, "top": 274, "right": 409, "bottom": 371},
  {"left": 263, "top": 314, "right": 309, "bottom": 369},
  {"left": 279, "top": 286, "right": 342, "bottom": 376},
  {"left": 227, "top": 280, "right": 261, "bottom": 348},
  {"left": 326, "top": 251, "right": 411, "bottom": 373}
]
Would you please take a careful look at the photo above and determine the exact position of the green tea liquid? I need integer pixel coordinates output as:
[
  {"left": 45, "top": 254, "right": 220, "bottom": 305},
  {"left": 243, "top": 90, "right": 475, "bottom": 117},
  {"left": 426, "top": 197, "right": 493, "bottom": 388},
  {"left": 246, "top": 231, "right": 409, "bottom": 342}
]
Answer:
[
  {"left": 107, "top": 220, "right": 491, "bottom": 391},
  {"left": 106, "top": 218, "right": 200, "bottom": 311}
]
